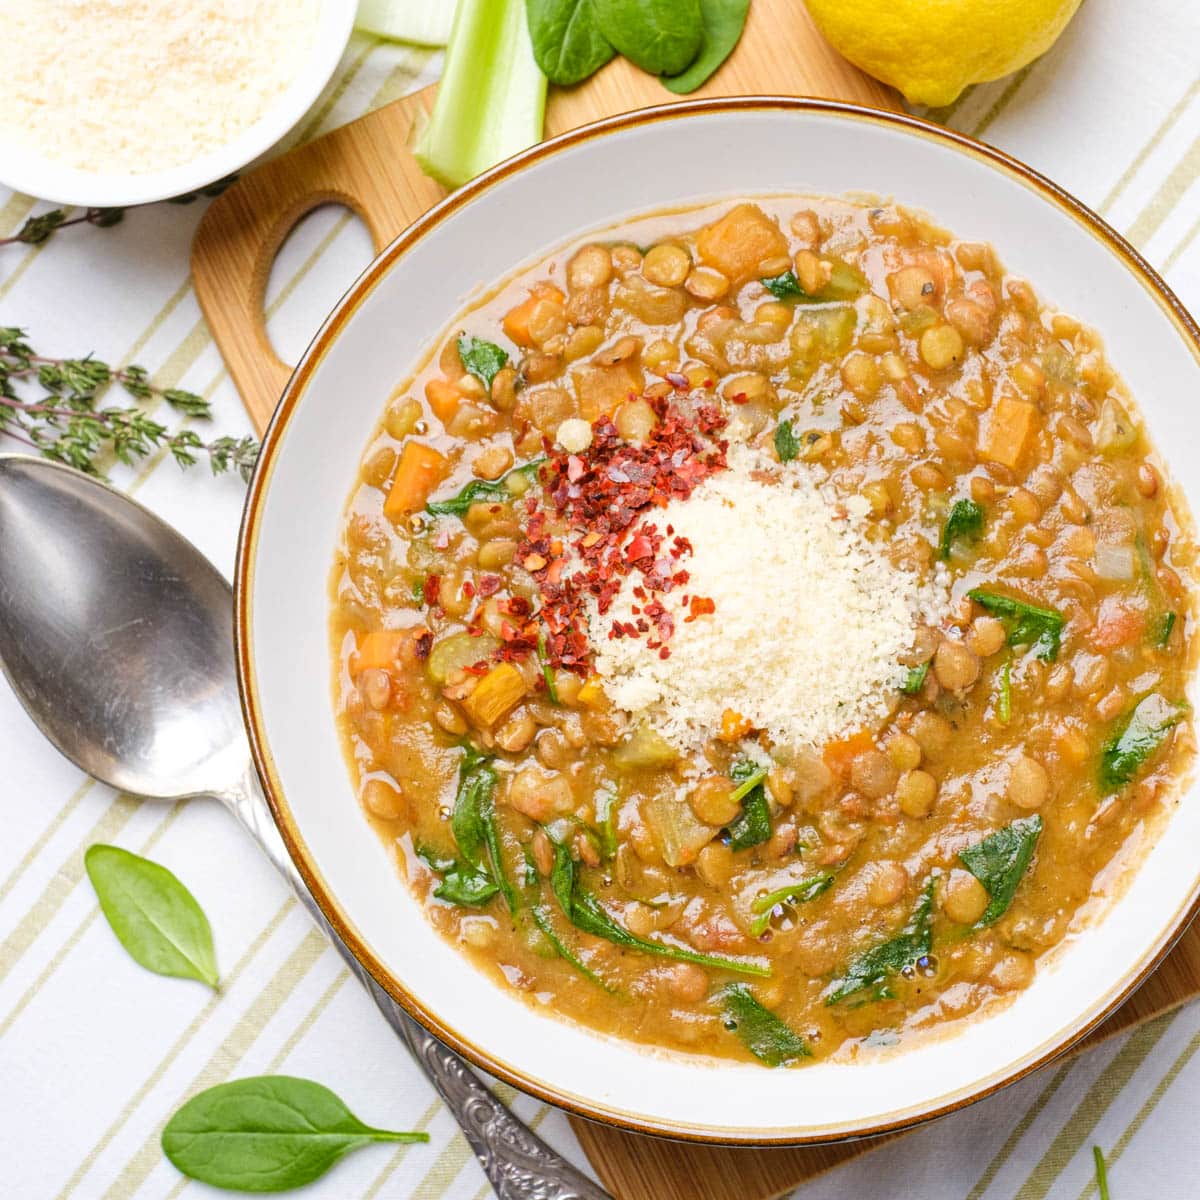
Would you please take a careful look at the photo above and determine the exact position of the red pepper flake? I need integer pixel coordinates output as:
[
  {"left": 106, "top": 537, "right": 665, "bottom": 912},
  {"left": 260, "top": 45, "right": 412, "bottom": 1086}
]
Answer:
[
  {"left": 413, "top": 630, "right": 433, "bottom": 660},
  {"left": 509, "top": 394, "right": 728, "bottom": 672},
  {"left": 477, "top": 574, "right": 501, "bottom": 596},
  {"left": 422, "top": 575, "right": 441, "bottom": 607},
  {"left": 685, "top": 595, "right": 716, "bottom": 622},
  {"left": 462, "top": 580, "right": 476, "bottom": 599}
]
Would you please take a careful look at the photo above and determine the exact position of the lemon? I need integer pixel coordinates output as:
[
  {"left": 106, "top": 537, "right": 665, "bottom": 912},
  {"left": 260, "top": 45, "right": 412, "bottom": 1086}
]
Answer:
[{"left": 802, "top": 0, "right": 1083, "bottom": 107}]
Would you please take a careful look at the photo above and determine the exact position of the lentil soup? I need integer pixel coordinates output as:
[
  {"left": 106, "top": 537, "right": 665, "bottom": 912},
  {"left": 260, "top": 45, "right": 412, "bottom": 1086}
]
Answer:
[{"left": 329, "top": 197, "right": 1196, "bottom": 1066}]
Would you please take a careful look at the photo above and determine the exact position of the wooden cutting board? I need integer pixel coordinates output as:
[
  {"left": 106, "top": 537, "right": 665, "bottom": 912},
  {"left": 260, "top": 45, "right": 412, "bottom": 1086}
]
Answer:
[{"left": 190, "top": 5, "right": 1200, "bottom": 1197}]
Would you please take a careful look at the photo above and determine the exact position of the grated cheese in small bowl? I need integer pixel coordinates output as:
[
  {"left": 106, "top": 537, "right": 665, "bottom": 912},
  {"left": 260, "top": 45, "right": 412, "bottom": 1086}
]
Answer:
[{"left": 0, "top": 0, "right": 354, "bottom": 205}]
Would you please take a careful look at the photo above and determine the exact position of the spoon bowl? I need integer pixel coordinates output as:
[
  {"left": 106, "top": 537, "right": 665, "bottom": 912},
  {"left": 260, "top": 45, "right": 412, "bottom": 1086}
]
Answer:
[{"left": 0, "top": 456, "right": 245, "bottom": 799}]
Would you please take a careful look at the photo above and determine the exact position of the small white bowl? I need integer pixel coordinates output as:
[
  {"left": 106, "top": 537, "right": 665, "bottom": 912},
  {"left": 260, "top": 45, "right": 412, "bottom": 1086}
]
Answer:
[
  {"left": 0, "top": 0, "right": 355, "bottom": 207},
  {"left": 238, "top": 100, "right": 1200, "bottom": 1143}
]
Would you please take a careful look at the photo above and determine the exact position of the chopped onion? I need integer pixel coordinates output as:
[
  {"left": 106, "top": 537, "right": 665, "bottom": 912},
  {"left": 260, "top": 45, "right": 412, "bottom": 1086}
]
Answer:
[{"left": 1094, "top": 542, "right": 1136, "bottom": 581}]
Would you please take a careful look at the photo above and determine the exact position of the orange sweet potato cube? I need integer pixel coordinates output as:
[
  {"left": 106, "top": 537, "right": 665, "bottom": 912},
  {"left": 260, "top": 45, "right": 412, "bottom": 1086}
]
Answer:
[
  {"left": 980, "top": 396, "right": 1039, "bottom": 469},
  {"left": 696, "top": 203, "right": 789, "bottom": 284}
]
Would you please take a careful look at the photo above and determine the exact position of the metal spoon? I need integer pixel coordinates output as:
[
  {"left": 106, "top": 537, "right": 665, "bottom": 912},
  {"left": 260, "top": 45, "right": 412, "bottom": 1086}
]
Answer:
[{"left": 0, "top": 454, "right": 611, "bottom": 1200}]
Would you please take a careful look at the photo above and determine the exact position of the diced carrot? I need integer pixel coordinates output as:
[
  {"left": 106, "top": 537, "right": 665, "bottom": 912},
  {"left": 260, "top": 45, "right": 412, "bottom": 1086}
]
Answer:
[
  {"left": 352, "top": 629, "right": 408, "bottom": 675},
  {"left": 503, "top": 283, "right": 565, "bottom": 347},
  {"left": 695, "top": 203, "right": 789, "bottom": 284},
  {"left": 1090, "top": 598, "right": 1146, "bottom": 649},
  {"left": 823, "top": 730, "right": 876, "bottom": 774},
  {"left": 383, "top": 441, "right": 448, "bottom": 520},
  {"left": 462, "top": 662, "right": 527, "bottom": 727},
  {"left": 719, "top": 708, "right": 753, "bottom": 742},
  {"left": 424, "top": 377, "right": 462, "bottom": 424},
  {"left": 980, "top": 396, "right": 1039, "bottom": 469}
]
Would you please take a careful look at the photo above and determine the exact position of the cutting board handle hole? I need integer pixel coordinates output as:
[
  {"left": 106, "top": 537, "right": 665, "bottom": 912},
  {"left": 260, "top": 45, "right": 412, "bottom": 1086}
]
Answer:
[{"left": 265, "top": 203, "right": 375, "bottom": 366}]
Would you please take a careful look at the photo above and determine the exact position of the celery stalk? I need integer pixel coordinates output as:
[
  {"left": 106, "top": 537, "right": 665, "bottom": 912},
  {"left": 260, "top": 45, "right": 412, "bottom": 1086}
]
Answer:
[
  {"left": 413, "top": 0, "right": 548, "bottom": 189},
  {"left": 356, "top": 0, "right": 454, "bottom": 46}
]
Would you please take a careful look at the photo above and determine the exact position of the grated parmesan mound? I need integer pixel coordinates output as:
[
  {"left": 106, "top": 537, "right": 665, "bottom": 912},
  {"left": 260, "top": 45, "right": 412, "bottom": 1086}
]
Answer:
[
  {"left": 586, "top": 447, "right": 948, "bottom": 752},
  {"left": 0, "top": 0, "right": 317, "bottom": 174}
]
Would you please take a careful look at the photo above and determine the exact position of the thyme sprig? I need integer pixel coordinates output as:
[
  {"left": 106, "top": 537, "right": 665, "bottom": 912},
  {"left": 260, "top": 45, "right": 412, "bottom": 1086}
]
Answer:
[
  {"left": 1, "top": 207, "right": 125, "bottom": 247},
  {"left": 0, "top": 327, "right": 257, "bottom": 481}
]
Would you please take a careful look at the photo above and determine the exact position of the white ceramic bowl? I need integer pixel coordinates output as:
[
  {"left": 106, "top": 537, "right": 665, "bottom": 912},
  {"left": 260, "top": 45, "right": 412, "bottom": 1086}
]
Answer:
[
  {"left": 237, "top": 99, "right": 1200, "bottom": 1143},
  {"left": 0, "top": 1, "right": 355, "bottom": 207}
]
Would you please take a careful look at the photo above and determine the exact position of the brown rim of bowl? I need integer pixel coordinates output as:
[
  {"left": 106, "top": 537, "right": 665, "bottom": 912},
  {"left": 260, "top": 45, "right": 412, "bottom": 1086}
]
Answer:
[{"left": 235, "top": 95, "right": 1200, "bottom": 1145}]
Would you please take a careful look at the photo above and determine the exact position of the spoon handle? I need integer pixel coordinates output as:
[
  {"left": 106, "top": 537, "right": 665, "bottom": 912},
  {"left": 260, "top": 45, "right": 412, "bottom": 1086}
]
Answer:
[{"left": 219, "top": 770, "right": 614, "bottom": 1200}]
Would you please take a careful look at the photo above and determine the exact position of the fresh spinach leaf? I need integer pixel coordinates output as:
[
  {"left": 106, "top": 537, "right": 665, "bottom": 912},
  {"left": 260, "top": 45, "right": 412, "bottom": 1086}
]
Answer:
[
  {"left": 457, "top": 334, "right": 508, "bottom": 389},
  {"left": 1099, "top": 693, "right": 1185, "bottom": 793},
  {"left": 727, "top": 758, "right": 771, "bottom": 851},
  {"left": 661, "top": 0, "right": 749, "bottom": 93},
  {"left": 749, "top": 872, "right": 835, "bottom": 936},
  {"left": 525, "top": 0, "right": 616, "bottom": 85},
  {"left": 426, "top": 457, "right": 545, "bottom": 517},
  {"left": 549, "top": 842, "right": 769, "bottom": 976},
  {"left": 900, "top": 662, "right": 929, "bottom": 695},
  {"left": 968, "top": 588, "right": 1065, "bottom": 663},
  {"left": 531, "top": 905, "right": 613, "bottom": 990},
  {"left": 958, "top": 815, "right": 1042, "bottom": 926},
  {"left": 161, "top": 1076, "right": 428, "bottom": 1191},
  {"left": 85, "top": 844, "right": 218, "bottom": 988},
  {"left": 997, "top": 657, "right": 1013, "bottom": 724},
  {"left": 826, "top": 877, "right": 935, "bottom": 1004},
  {"left": 720, "top": 983, "right": 810, "bottom": 1066},
  {"left": 939, "top": 498, "right": 985, "bottom": 560},
  {"left": 592, "top": 0, "right": 703, "bottom": 76},
  {"left": 774, "top": 418, "right": 800, "bottom": 463}
]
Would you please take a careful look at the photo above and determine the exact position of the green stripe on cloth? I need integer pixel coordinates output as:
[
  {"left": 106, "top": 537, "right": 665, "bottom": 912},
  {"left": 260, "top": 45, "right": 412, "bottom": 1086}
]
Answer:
[
  {"left": 100, "top": 926, "right": 328, "bottom": 1199},
  {"left": 1012, "top": 1013, "right": 1178, "bottom": 1199},
  {"left": 964, "top": 1062, "right": 1074, "bottom": 1200},
  {"left": 51, "top": 899, "right": 295, "bottom": 1199},
  {"left": 1124, "top": 131, "right": 1200, "bottom": 250}
]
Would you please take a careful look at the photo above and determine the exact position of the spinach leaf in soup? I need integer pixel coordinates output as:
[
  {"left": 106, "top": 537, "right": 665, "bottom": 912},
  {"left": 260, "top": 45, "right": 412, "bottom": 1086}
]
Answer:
[
  {"left": 85, "top": 844, "right": 218, "bottom": 988},
  {"left": 900, "top": 661, "right": 929, "bottom": 695},
  {"left": 720, "top": 983, "right": 811, "bottom": 1066},
  {"left": 749, "top": 872, "right": 835, "bottom": 936},
  {"left": 774, "top": 418, "right": 800, "bottom": 463},
  {"left": 457, "top": 334, "right": 508, "bottom": 389},
  {"left": 162, "top": 1076, "right": 427, "bottom": 1192},
  {"left": 592, "top": 0, "right": 703, "bottom": 76},
  {"left": 661, "top": 0, "right": 749, "bottom": 93},
  {"left": 530, "top": 905, "right": 613, "bottom": 990},
  {"left": 1100, "top": 693, "right": 1186, "bottom": 792},
  {"left": 416, "top": 842, "right": 500, "bottom": 908},
  {"left": 727, "top": 758, "right": 771, "bottom": 851},
  {"left": 1154, "top": 611, "right": 1177, "bottom": 648},
  {"left": 426, "top": 456, "right": 545, "bottom": 517},
  {"left": 939, "top": 498, "right": 985, "bottom": 560},
  {"left": 826, "top": 877, "right": 936, "bottom": 1005},
  {"left": 968, "top": 588, "right": 1065, "bottom": 663},
  {"left": 450, "top": 749, "right": 495, "bottom": 865},
  {"left": 958, "top": 815, "right": 1042, "bottom": 926},
  {"left": 548, "top": 840, "right": 770, "bottom": 976},
  {"left": 525, "top": 0, "right": 615, "bottom": 85}
]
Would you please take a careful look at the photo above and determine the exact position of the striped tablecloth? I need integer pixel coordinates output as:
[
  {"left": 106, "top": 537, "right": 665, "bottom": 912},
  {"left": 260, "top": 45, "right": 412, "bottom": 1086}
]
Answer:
[{"left": 3, "top": 2, "right": 1199, "bottom": 1195}]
